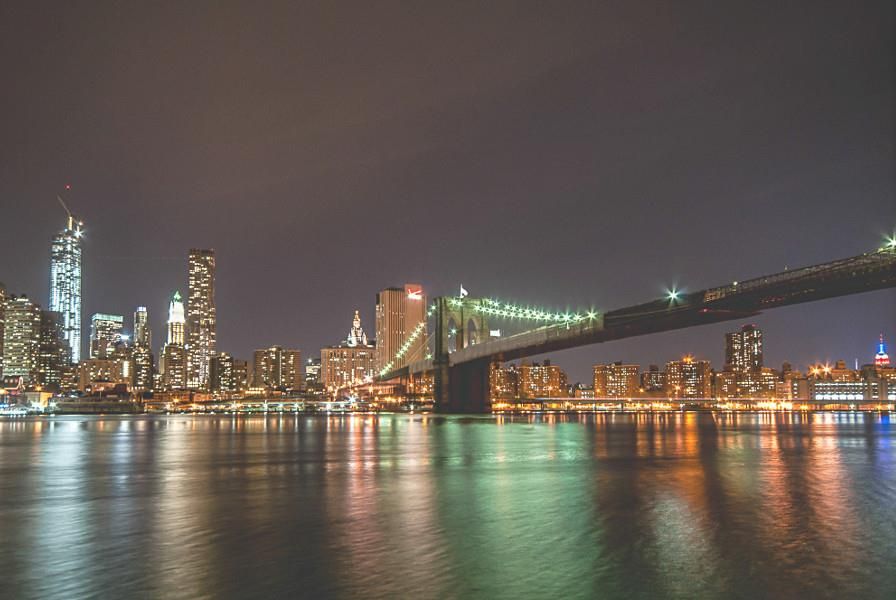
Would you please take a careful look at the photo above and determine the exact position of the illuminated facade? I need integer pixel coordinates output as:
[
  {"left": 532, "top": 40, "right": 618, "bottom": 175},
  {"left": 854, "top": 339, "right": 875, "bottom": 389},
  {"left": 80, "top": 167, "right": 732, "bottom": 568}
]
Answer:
[
  {"left": 210, "top": 352, "right": 240, "bottom": 393},
  {"left": 132, "top": 345, "right": 154, "bottom": 390},
  {"left": 90, "top": 313, "right": 124, "bottom": 359},
  {"left": 518, "top": 360, "right": 568, "bottom": 399},
  {"left": 375, "top": 284, "right": 426, "bottom": 373},
  {"left": 2, "top": 296, "right": 41, "bottom": 383},
  {"left": 725, "top": 324, "right": 763, "bottom": 373},
  {"left": 78, "top": 358, "right": 130, "bottom": 390},
  {"left": 134, "top": 306, "right": 151, "bottom": 348},
  {"left": 167, "top": 291, "right": 185, "bottom": 345},
  {"left": 0, "top": 283, "right": 6, "bottom": 376},
  {"left": 665, "top": 356, "right": 712, "bottom": 399},
  {"left": 160, "top": 344, "right": 187, "bottom": 389},
  {"left": 253, "top": 346, "right": 301, "bottom": 390},
  {"left": 640, "top": 365, "right": 665, "bottom": 392},
  {"left": 187, "top": 249, "right": 216, "bottom": 389},
  {"left": 38, "top": 310, "right": 70, "bottom": 388},
  {"left": 490, "top": 362, "right": 519, "bottom": 400},
  {"left": 49, "top": 211, "right": 83, "bottom": 362},
  {"left": 593, "top": 362, "right": 640, "bottom": 397},
  {"left": 321, "top": 311, "right": 375, "bottom": 390}
]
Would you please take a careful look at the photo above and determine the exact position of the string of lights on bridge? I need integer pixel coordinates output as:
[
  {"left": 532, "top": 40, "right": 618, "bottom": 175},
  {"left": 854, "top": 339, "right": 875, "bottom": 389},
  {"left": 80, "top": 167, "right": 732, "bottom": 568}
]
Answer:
[{"left": 458, "top": 297, "right": 599, "bottom": 324}]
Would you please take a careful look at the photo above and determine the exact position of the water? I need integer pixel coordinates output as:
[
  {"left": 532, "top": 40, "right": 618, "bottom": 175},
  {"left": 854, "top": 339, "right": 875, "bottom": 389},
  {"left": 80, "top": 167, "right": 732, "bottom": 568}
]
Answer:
[{"left": 1, "top": 413, "right": 894, "bottom": 599}]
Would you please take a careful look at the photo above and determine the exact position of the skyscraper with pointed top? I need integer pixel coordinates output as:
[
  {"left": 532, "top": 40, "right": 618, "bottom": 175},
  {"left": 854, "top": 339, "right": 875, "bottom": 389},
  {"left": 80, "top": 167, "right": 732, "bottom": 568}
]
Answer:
[
  {"left": 49, "top": 194, "right": 83, "bottom": 363},
  {"left": 875, "top": 334, "right": 890, "bottom": 367}
]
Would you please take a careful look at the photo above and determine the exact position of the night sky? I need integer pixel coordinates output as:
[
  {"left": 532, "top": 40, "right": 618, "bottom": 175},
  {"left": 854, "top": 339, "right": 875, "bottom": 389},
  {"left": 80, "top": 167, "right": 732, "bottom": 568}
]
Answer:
[{"left": 2, "top": 1, "right": 893, "bottom": 382}]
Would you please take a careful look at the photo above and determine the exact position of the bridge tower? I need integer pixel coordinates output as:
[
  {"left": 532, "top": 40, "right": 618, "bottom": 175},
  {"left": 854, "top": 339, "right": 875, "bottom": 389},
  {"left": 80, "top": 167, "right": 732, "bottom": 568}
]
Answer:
[{"left": 433, "top": 296, "right": 493, "bottom": 413}]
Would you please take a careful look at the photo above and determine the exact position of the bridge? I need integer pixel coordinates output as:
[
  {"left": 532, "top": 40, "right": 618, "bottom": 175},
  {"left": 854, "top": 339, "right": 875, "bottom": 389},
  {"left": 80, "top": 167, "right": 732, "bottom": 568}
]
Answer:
[{"left": 374, "top": 240, "right": 896, "bottom": 413}]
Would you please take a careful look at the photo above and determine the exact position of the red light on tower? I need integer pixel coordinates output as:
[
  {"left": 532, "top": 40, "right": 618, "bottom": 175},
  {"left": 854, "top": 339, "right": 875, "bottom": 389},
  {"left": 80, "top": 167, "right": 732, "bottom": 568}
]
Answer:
[
  {"left": 64, "top": 184, "right": 71, "bottom": 190},
  {"left": 875, "top": 334, "right": 890, "bottom": 367}
]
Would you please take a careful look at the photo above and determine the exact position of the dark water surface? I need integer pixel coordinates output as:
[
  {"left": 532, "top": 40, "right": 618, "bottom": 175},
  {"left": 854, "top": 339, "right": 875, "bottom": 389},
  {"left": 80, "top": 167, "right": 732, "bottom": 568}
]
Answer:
[{"left": 1, "top": 413, "right": 894, "bottom": 599}]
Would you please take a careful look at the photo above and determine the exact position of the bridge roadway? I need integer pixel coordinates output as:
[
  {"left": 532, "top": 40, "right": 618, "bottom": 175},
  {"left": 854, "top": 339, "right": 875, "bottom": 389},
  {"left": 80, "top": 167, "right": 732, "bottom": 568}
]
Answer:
[{"left": 381, "top": 244, "right": 896, "bottom": 411}]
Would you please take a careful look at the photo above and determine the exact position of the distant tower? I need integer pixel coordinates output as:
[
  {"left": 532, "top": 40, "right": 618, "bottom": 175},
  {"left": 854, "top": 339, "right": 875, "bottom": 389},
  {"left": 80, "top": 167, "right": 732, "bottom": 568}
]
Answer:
[
  {"left": 875, "top": 334, "right": 890, "bottom": 367},
  {"left": 49, "top": 192, "right": 83, "bottom": 363},
  {"left": 167, "top": 292, "right": 185, "bottom": 346},
  {"left": 133, "top": 306, "right": 151, "bottom": 349},
  {"left": 724, "top": 324, "right": 763, "bottom": 373},
  {"left": 346, "top": 310, "right": 369, "bottom": 346},
  {"left": 187, "top": 249, "right": 216, "bottom": 389}
]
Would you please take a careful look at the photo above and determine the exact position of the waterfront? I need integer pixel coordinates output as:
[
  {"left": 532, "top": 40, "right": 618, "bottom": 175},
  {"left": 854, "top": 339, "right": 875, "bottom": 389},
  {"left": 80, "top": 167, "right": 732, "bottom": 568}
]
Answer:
[{"left": 1, "top": 413, "right": 895, "bottom": 599}]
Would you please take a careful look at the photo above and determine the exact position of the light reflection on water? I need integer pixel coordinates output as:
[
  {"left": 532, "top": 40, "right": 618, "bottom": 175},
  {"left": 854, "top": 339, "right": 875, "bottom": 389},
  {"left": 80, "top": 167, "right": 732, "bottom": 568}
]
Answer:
[{"left": 1, "top": 413, "right": 894, "bottom": 599}]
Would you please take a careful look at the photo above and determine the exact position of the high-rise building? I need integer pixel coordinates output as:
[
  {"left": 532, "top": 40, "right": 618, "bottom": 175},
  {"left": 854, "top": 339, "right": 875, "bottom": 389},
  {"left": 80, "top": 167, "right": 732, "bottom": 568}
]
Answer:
[
  {"left": 167, "top": 291, "right": 185, "bottom": 346},
  {"left": 49, "top": 203, "right": 83, "bottom": 363},
  {"left": 210, "top": 352, "right": 239, "bottom": 393},
  {"left": 133, "top": 306, "right": 151, "bottom": 349},
  {"left": 253, "top": 346, "right": 301, "bottom": 390},
  {"left": 321, "top": 311, "right": 375, "bottom": 390},
  {"left": 90, "top": 313, "right": 124, "bottom": 359},
  {"left": 665, "top": 355, "right": 712, "bottom": 399},
  {"left": 160, "top": 344, "right": 187, "bottom": 389},
  {"left": 132, "top": 345, "right": 154, "bottom": 390},
  {"left": 518, "top": 360, "right": 568, "bottom": 399},
  {"left": 2, "top": 296, "right": 42, "bottom": 383},
  {"left": 640, "top": 365, "right": 665, "bottom": 392},
  {"left": 305, "top": 357, "right": 321, "bottom": 386},
  {"left": 375, "top": 284, "right": 426, "bottom": 373},
  {"left": 725, "top": 324, "right": 763, "bottom": 373},
  {"left": 38, "top": 310, "right": 70, "bottom": 388},
  {"left": 187, "top": 249, "right": 216, "bottom": 389},
  {"left": 593, "top": 362, "right": 640, "bottom": 398}
]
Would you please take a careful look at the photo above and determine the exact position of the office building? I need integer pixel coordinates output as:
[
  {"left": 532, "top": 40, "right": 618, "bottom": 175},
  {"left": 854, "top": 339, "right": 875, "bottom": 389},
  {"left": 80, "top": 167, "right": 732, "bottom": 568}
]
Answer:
[
  {"left": 2, "top": 296, "right": 41, "bottom": 383},
  {"left": 187, "top": 249, "right": 216, "bottom": 389},
  {"left": 519, "top": 360, "right": 568, "bottom": 399},
  {"left": 375, "top": 284, "right": 426, "bottom": 373},
  {"left": 132, "top": 345, "right": 154, "bottom": 390},
  {"left": 160, "top": 344, "right": 187, "bottom": 389},
  {"left": 38, "top": 310, "right": 70, "bottom": 388},
  {"left": 90, "top": 313, "right": 124, "bottom": 359},
  {"left": 725, "top": 324, "right": 763, "bottom": 373},
  {"left": 665, "top": 355, "right": 712, "bottom": 399},
  {"left": 320, "top": 311, "right": 376, "bottom": 390},
  {"left": 133, "top": 306, "right": 151, "bottom": 349},
  {"left": 593, "top": 362, "right": 640, "bottom": 397},
  {"left": 490, "top": 362, "right": 519, "bottom": 400},
  {"left": 210, "top": 352, "right": 240, "bottom": 393},
  {"left": 253, "top": 346, "right": 302, "bottom": 390},
  {"left": 167, "top": 291, "right": 185, "bottom": 345},
  {"left": 49, "top": 204, "right": 83, "bottom": 362}
]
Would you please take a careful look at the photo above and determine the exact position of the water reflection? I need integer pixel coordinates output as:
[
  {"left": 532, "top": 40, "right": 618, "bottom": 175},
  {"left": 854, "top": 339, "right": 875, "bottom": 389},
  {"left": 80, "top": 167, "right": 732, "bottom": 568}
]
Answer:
[{"left": 1, "top": 413, "right": 894, "bottom": 599}]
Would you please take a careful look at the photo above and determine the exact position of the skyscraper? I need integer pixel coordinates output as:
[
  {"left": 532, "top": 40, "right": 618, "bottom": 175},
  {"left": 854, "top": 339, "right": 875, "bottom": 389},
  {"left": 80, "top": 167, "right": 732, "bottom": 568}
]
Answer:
[
  {"left": 375, "top": 284, "right": 426, "bottom": 373},
  {"left": 49, "top": 200, "right": 83, "bottom": 363},
  {"left": 252, "top": 346, "right": 301, "bottom": 390},
  {"left": 133, "top": 306, "right": 151, "bottom": 349},
  {"left": 187, "top": 249, "right": 216, "bottom": 389},
  {"left": 875, "top": 334, "right": 890, "bottom": 367},
  {"left": 2, "top": 296, "right": 41, "bottom": 383},
  {"left": 90, "top": 313, "right": 124, "bottom": 359},
  {"left": 0, "top": 282, "right": 7, "bottom": 376},
  {"left": 38, "top": 310, "right": 70, "bottom": 388},
  {"left": 167, "top": 292, "right": 185, "bottom": 346},
  {"left": 725, "top": 324, "right": 763, "bottom": 373},
  {"left": 321, "top": 310, "right": 376, "bottom": 390}
]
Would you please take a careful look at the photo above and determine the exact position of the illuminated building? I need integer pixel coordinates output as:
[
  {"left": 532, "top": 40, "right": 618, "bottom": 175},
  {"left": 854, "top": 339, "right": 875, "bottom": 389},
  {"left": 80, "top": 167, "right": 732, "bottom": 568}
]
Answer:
[
  {"left": 160, "top": 344, "right": 187, "bottom": 389},
  {"left": 640, "top": 365, "right": 665, "bottom": 392},
  {"left": 2, "top": 296, "right": 41, "bottom": 383},
  {"left": 876, "top": 334, "right": 890, "bottom": 367},
  {"left": 132, "top": 345, "right": 154, "bottom": 390},
  {"left": 736, "top": 367, "right": 778, "bottom": 399},
  {"left": 38, "top": 310, "right": 70, "bottom": 388},
  {"left": 232, "top": 359, "right": 248, "bottom": 391},
  {"left": 321, "top": 311, "right": 375, "bottom": 390},
  {"left": 90, "top": 313, "right": 124, "bottom": 359},
  {"left": 210, "top": 352, "right": 239, "bottom": 393},
  {"left": 133, "top": 306, "right": 151, "bottom": 349},
  {"left": 665, "top": 355, "right": 712, "bottom": 399},
  {"left": 375, "top": 284, "right": 426, "bottom": 373},
  {"left": 305, "top": 357, "right": 321, "bottom": 386},
  {"left": 490, "top": 362, "right": 519, "bottom": 400},
  {"left": 518, "top": 360, "right": 568, "bottom": 399},
  {"left": 253, "top": 346, "right": 302, "bottom": 390},
  {"left": 49, "top": 202, "right": 83, "bottom": 363},
  {"left": 166, "top": 291, "right": 185, "bottom": 345},
  {"left": 714, "top": 370, "right": 738, "bottom": 399},
  {"left": 593, "top": 362, "right": 640, "bottom": 397},
  {"left": 78, "top": 358, "right": 130, "bottom": 391},
  {"left": 186, "top": 249, "right": 216, "bottom": 389},
  {"left": 725, "top": 324, "right": 763, "bottom": 373}
]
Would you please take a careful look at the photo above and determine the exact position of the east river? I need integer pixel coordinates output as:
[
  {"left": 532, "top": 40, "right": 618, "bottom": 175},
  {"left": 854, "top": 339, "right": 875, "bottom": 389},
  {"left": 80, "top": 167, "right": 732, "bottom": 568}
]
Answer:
[{"left": 1, "top": 413, "right": 894, "bottom": 599}]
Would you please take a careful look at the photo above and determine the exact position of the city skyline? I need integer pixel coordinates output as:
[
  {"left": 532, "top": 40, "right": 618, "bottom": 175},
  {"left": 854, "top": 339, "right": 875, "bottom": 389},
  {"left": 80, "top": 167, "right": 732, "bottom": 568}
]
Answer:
[{"left": 2, "top": 2, "right": 893, "bottom": 383}]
